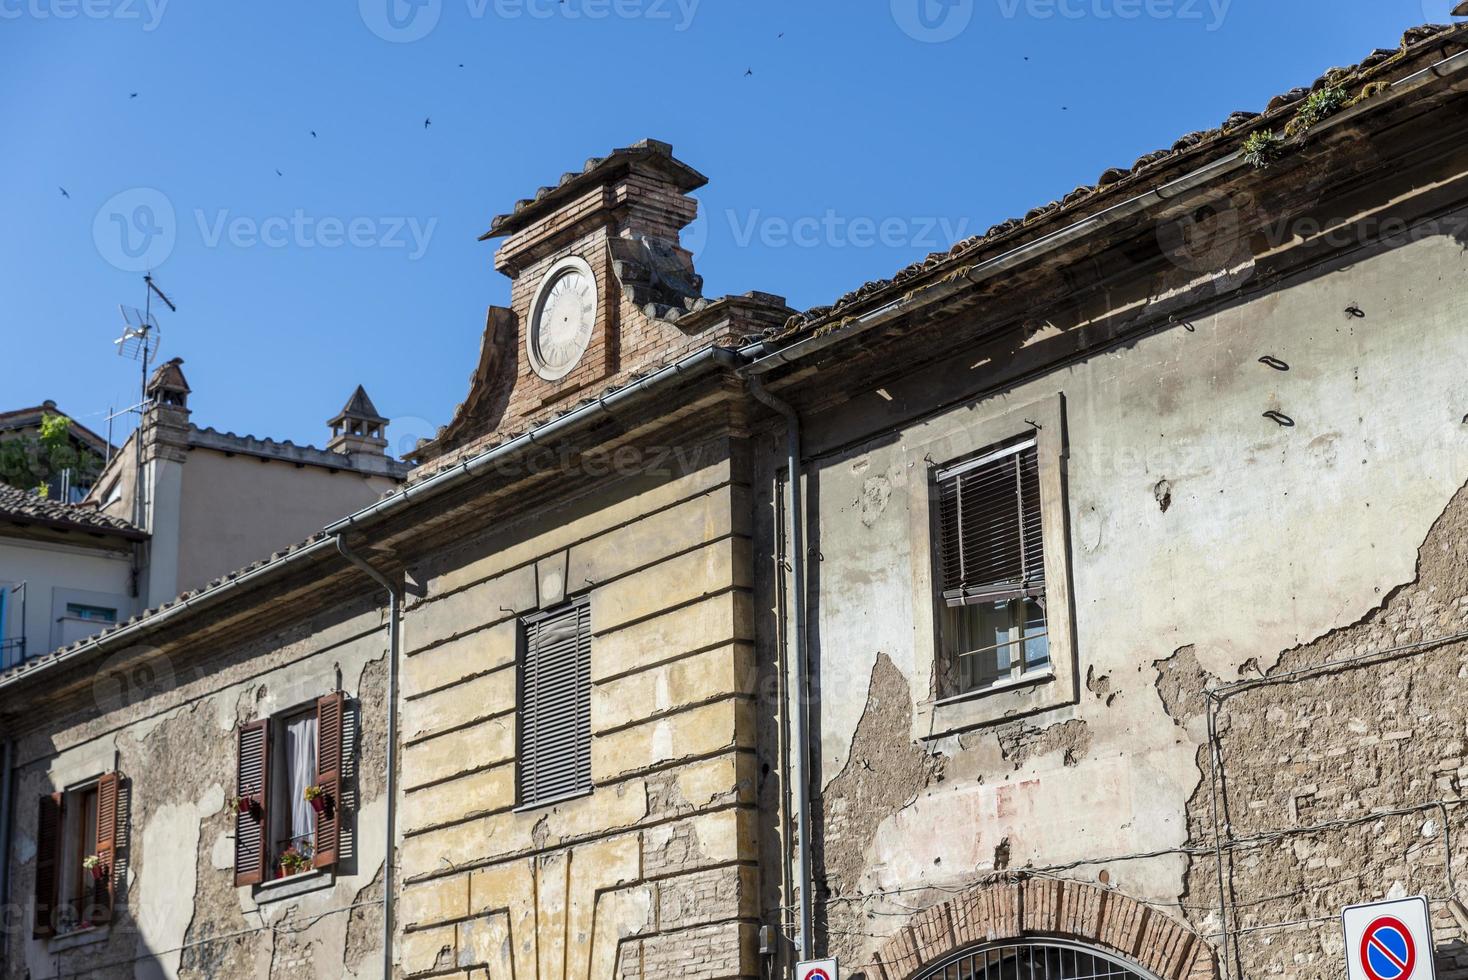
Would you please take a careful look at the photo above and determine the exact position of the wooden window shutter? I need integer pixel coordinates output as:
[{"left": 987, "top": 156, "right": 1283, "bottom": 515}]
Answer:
[
  {"left": 233, "top": 719, "right": 270, "bottom": 887},
  {"left": 90, "top": 772, "right": 120, "bottom": 924},
  {"left": 312, "top": 692, "right": 345, "bottom": 869},
  {"left": 32, "top": 793, "right": 62, "bottom": 938},
  {"left": 936, "top": 438, "right": 1045, "bottom": 604},
  {"left": 518, "top": 600, "right": 592, "bottom": 807}
]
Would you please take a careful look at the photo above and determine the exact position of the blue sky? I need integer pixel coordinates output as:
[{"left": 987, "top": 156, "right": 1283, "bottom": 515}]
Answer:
[{"left": 1, "top": 0, "right": 1456, "bottom": 455}]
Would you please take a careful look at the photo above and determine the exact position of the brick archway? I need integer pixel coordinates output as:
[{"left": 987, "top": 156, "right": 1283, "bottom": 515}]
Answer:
[{"left": 865, "top": 877, "right": 1217, "bottom": 980}]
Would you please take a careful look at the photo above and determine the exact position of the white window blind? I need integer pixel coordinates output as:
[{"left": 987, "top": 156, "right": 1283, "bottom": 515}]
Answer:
[
  {"left": 518, "top": 600, "right": 592, "bottom": 807},
  {"left": 936, "top": 437, "right": 1045, "bottom": 605}
]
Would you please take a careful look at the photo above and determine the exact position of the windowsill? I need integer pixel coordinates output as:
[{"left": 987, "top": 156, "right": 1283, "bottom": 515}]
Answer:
[
  {"left": 254, "top": 867, "right": 333, "bottom": 903},
  {"left": 916, "top": 667, "right": 1067, "bottom": 740},
  {"left": 934, "top": 668, "right": 1055, "bottom": 707},
  {"left": 512, "top": 786, "right": 593, "bottom": 813},
  {"left": 48, "top": 924, "right": 109, "bottom": 953}
]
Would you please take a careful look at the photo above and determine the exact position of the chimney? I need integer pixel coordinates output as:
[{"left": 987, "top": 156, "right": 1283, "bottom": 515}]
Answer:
[
  {"left": 327, "top": 386, "right": 390, "bottom": 458},
  {"left": 142, "top": 357, "right": 192, "bottom": 463}
]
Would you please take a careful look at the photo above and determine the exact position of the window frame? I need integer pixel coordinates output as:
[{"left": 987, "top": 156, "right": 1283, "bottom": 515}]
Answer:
[
  {"left": 266, "top": 704, "right": 319, "bottom": 873},
  {"left": 234, "top": 692, "right": 351, "bottom": 889},
  {"left": 515, "top": 597, "right": 594, "bottom": 811},
  {"left": 907, "top": 393, "right": 1078, "bottom": 738}
]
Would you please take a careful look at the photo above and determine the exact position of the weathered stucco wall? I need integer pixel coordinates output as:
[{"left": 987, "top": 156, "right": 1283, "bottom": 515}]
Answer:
[
  {"left": 5, "top": 597, "right": 391, "bottom": 980},
  {"left": 776, "top": 197, "right": 1468, "bottom": 973},
  {"left": 395, "top": 433, "right": 762, "bottom": 980}
]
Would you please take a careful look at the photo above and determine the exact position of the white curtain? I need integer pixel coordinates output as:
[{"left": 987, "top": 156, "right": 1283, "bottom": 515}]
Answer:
[{"left": 285, "top": 713, "right": 318, "bottom": 852}]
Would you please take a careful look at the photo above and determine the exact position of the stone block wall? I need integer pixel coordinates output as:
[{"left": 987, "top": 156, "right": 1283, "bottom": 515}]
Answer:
[{"left": 395, "top": 435, "right": 762, "bottom": 980}]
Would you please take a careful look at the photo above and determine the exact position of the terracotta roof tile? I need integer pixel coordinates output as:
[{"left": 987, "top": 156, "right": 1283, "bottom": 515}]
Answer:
[{"left": 0, "top": 483, "right": 143, "bottom": 537}]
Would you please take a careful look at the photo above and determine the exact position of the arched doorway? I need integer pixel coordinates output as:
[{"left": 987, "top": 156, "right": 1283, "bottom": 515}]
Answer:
[
  {"left": 915, "top": 939, "right": 1161, "bottom": 980},
  {"left": 865, "top": 878, "right": 1214, "bottom": 980}
]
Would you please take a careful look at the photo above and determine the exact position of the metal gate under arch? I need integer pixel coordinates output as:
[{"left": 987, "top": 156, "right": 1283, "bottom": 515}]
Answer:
[{"left": 913, "top": 940, "right": 1164, "bottom": 980}]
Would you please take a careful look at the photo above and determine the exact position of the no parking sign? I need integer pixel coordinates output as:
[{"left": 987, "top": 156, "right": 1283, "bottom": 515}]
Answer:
[
  {"left": 797, "top": 959, "right": 839, "bottom": 980},
  {"left": 1343, "top": 897, "right": 1437, "bottom": 980}
]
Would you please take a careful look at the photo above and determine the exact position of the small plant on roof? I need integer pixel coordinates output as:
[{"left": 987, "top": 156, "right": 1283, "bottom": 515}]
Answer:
[
  {"left": 1284, "top": 86, "right": 1349, "bottom": 138},
  {"left": 1242, "top": 130, "right": 1286, "bottom": 170}
]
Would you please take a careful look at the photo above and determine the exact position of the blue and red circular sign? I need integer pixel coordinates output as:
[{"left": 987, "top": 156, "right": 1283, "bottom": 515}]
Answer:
[{"left": 1360, "top": 915, "right": 1417, "bottom": 980}]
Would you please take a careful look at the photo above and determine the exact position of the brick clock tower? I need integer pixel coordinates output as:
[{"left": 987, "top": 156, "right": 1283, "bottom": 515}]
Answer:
[{"left": 412, "top": 139, "right": 790, "bottom": 466}]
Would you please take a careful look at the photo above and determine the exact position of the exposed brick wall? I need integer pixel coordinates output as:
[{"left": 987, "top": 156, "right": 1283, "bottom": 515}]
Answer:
[{"left": 866, "top": 879, "right": 1217, "bottom": 980}]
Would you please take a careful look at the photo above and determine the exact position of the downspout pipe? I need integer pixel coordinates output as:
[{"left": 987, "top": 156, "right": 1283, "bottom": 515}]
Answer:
[
  {"left": 745, "top": 375, "right": 814, "bottom": 965},
  {"left": 334, "top": 539, "right": 401, "bottom": 980},
  {"left": 0, "top": 737, "right": 13, "bottom": 967}
]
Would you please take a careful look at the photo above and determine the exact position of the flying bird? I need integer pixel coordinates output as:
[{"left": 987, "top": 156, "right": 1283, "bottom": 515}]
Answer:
[
  {"left": 59, "top": 187, "right": 69, "bottom": 199},
  {"left": 777, "top": 32, "right": 783, "bottom": 38},
  {"left": 275, "top": 169, "right": 283, "bottom": 177},
  {"left": 424, "top": 116, "right": 432, "bottom": 129},
  {"left": 129, "top": 92, "right": 138, "bottom": 98},
  {"left": 744, "top": 68, "right": 753, "bottom": 77},
  {"left": 310, "top": 130, "right": 317, "bottom": 138}
]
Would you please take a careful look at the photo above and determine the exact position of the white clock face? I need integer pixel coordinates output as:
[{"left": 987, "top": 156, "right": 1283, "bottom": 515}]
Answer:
[{"left": 529, "top": 260, "right": 596, "bottom": 382}]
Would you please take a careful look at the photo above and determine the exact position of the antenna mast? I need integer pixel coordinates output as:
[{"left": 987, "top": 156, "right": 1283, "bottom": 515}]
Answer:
[{"left": 114, "top": 274, "right": 176, "bottom": 534}]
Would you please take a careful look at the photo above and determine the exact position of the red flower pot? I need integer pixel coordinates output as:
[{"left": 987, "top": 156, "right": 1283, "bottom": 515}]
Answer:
[
  {"left": 89, "top": 865, "right": 108, "bottom": 882},
  {"left": 308, "top": 795, "right": 327, "bottom": 815}
]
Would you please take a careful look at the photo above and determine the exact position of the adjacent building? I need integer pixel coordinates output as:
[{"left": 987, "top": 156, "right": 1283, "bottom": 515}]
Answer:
[
  {"left": 3, "top": 18, "right": 1468, "bottom": 980},
  {"left": 0, "top": 363, "right": 412, "bottom": 668},
  {"left": 0, "top": 401, "right": 111, "bottom": 503}
]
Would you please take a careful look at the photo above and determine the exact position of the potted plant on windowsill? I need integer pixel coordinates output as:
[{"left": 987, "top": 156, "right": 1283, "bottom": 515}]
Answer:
[
  {"left": 304, "top": 784, "right": 329, "bottom": 815},
  {"left": 278, "top": 846, "right": 310, "bottom": 877},
  {"left": 82, "top": 855, "right": 108, "bottom": 882},
  {"left": 228, "top": 795, "right": 260, "bottom": 818}
]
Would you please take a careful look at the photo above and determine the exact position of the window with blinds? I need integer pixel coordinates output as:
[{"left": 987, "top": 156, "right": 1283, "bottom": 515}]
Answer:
[
  {"left": 518, "top": 599, "right": 593, "bottom": 808},
  {"left": 934, "top": 436, "right": 1050, "bottom": 695}
]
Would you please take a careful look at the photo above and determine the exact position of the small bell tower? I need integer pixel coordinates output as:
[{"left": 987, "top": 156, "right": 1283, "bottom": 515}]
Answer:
[{"left": 327, "top": 386, "right": 390, "bottom": 458}]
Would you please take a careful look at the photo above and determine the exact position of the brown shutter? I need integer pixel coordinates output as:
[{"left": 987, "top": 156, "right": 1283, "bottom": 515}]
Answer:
[
  {"left": 32, "top": 793, "right": 62, "bottom": 938},
  {"left": 234, "top": 719, "right": 270, "bottom": 887},
  {"left": 312, "top": 692, "right": 344, "bottom": 869},
  {"left": 90, "top": 773, "right": 120, "bottom": 924}
]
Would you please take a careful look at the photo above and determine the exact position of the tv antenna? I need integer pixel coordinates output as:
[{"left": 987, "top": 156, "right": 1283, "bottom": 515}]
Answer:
[
  {"left": 113, "top": 273, "right": 178, "bottom": 533},
  {"left": 115, "top": 273, "right": 176, "bottom": 390}
]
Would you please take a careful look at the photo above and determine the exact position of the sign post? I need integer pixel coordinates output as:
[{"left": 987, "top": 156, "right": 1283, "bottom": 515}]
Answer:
[
  {"left": 797, "top": 958, "right": 839, "bottom": 980},
  {"left": 1343, "top": 897, "right": 1437, "bottom": 980}
]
